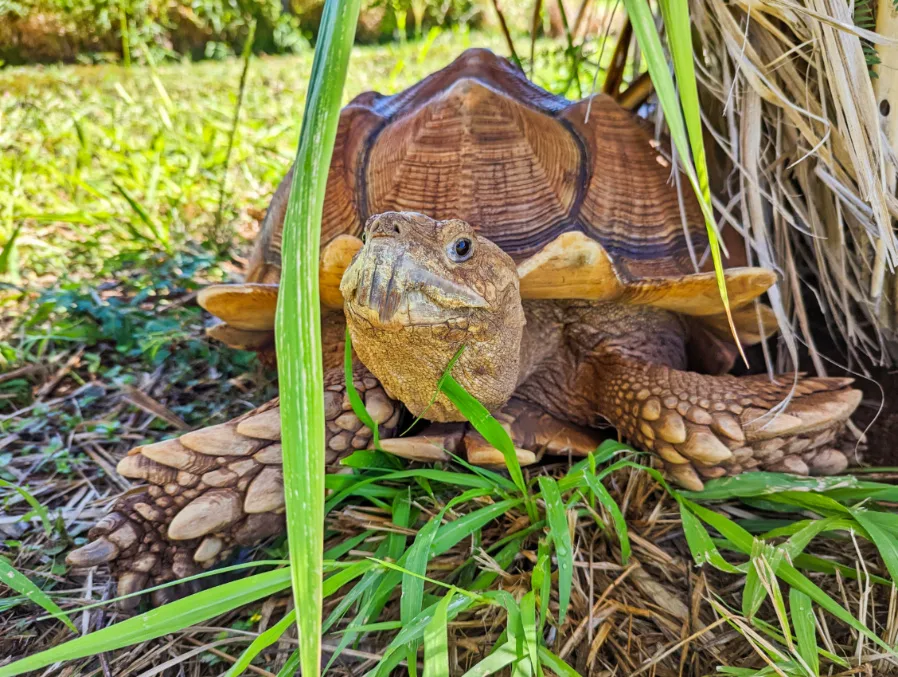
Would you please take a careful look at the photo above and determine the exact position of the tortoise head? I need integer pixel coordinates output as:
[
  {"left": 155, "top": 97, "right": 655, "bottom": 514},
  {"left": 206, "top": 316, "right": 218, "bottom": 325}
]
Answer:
[{"left": 340, "top": 212, "right": 525, "bottom": 421}]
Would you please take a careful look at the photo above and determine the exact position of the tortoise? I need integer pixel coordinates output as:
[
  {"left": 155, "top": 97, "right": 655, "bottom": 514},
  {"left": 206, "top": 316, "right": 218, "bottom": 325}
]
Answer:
[{"left": 67, "top": 49, "right": 861, "bottom": 604}]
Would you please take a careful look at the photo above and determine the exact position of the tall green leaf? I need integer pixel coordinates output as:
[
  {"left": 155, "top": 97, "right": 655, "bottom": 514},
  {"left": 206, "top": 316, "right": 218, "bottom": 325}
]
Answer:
[
  {"left": 440, "top": 373, "right": 536, "bottom": 521},
  {"left": 622, "top": 0, "right": 738, "bottom": 342},
  {"left": 274, "top": 1, "right": 361, "bottom": 676},
  {"left": 789, "top": 588, "right": 820, "bottom": 676}
]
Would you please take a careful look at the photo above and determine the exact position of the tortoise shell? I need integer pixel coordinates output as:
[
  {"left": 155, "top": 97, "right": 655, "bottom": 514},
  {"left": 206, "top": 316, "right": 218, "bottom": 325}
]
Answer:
[
  {"left": 202, "top": 48, "right": 775, "bottom": 359},
  {"left": 247, "top": 48, "right": 707, "bottom": 285}
]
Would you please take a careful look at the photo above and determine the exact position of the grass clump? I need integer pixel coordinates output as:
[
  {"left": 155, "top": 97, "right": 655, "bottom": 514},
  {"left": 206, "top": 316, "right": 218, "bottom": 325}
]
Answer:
[{"left": 4, "top": 444, "right": 898, "bottom": 675}]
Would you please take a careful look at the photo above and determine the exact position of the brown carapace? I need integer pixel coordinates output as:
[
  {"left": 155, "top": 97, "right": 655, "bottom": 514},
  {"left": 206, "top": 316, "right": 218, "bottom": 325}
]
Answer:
[{"left": 68, "top": 49, "right": 862, "bottom": 607}]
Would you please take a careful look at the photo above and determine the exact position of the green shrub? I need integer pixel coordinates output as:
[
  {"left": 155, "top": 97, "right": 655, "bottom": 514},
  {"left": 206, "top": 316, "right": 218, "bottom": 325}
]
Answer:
[{"left": 0, "top": 0, "right": 482, "bottom": 65}]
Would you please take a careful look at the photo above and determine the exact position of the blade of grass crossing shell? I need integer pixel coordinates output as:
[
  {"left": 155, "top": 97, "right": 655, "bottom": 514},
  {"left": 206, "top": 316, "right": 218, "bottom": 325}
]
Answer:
[
  {"left": 0, "top": 556, "right": 75, "bottom": 632},
  {"left": 274, "top": 0, "right": 361, "bottom": 675},
  {"left": 224, "top": 609, "right": 296, "bottom": 677},
  {"left": 0, "top": 479, "right": 51, "bottom": 536},
  {"left": 423, "top": 591, "right": 454, "bottom": 677},
  {"left": 789, "top": 588, "right": 820, "bottom": 676},
  {"left": 622, "top": 0, "right": 739, "bottom": 346},
  {"left": 656, "top": 0, "right": 736, "bottom": 339},
  {"left": 657, "top": 0, "right": 709, "bottom": 208},
  {"left": 537, "top": 476, "right": 573, "bottom": 625},
  {"left": 0, "top": 568, "right": 292, "bottom": 677}
]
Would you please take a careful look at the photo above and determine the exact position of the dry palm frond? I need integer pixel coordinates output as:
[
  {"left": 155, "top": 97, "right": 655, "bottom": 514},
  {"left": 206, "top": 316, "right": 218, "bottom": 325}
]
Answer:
[{"left": 690, "top": 0, "right": 898, "bottom": 368}]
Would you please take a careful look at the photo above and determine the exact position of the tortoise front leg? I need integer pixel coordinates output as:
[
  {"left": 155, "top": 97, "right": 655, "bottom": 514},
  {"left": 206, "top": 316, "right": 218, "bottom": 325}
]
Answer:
[
  {"left": 590, "top": 355, "right": 861, "bottom": 490},
  {"left": 461, "top": 398, "right": 606, "bottom": 466},
  {"left": 66, "top": 364, "right": 402, "bottom": 609}
]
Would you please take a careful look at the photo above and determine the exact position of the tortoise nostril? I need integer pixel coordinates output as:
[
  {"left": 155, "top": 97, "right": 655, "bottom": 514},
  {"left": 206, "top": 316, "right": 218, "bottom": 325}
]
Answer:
[{"left": 368, "top": 215, "right": 402, "bottom": 239}]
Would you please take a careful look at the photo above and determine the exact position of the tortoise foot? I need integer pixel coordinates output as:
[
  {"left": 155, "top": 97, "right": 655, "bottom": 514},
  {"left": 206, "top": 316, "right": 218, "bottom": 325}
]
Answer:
[
  {"left": 602, "top": 362, "right": 862, "bottom": 490},
  {"left": 67, "top": 366, "right": 402, "bottom": 607},
  {"left": 66, "top": 489, "right": 239, "bottom": 611}
]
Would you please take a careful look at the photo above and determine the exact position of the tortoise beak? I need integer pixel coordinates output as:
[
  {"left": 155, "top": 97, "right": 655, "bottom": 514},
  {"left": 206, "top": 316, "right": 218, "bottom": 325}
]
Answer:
[{"left": 341, "top": 244, "right": 488, "bottom": 326}]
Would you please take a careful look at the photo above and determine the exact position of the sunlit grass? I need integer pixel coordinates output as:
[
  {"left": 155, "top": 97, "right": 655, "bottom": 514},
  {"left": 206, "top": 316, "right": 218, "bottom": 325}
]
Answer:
[{"left": 3, "top": 440, "right": 898, "bottom": 675}]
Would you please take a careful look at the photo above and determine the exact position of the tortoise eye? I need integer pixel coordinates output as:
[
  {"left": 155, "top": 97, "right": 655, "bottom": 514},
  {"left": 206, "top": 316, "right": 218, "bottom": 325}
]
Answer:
[{"left": 449, "top": 237, "right": 473, "bottom": 262}]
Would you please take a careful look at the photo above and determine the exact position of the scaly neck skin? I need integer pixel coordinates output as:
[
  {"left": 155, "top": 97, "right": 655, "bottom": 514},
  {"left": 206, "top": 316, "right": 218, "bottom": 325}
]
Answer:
[{"left": 515, "top": 300, "right": 690, "bottom": 427}]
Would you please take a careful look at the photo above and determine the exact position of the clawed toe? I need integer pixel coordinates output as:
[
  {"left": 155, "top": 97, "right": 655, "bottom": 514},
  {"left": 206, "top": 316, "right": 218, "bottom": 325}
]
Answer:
[
  {"left": 743, "top": 388, "right": 862, "bottom": 440},
  {"left": 622, "top": 375, "right": 862, "bottom": 491},
  {"left": 67, "top": 536, "right": 120, "bottom": 567}
]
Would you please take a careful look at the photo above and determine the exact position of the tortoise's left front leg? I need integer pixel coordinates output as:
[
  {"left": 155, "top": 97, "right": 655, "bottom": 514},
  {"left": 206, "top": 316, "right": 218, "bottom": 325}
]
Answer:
[{"left": 588, "top": 354, "right": 861, "bottom": 490}]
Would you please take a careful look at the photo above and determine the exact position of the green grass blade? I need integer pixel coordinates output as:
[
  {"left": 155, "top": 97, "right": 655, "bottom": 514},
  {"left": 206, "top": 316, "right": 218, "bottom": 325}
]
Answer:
[
  {"left": 430, "top": 498, "right": 523, "bottom": 555},
  {"left": 373, "top": 594, "right": 477, "bottom": 676},
  {"left": 224, "top": 609, "right": 296, "bottom": 677},
  {"left": 0, "top": 568, "right": 292, "bottom": 677},
  {"left": 0, "top": 220, "right": 24, "bottom": 278},
  {"left": 537, "top": 647, "right": 581, "bottom": 677},
  {"left": 112, "top": 180, "right": 168, "bottom": 249},
  {"left": 0, "top": 556, "right": 75, "bottom": 632},
  {"left": 423, "top": 591, "right": 453, "bottom": 677},
  {"left": 622, "top": 0, "right": 737, "bottom": 340},
  {"left": 681, "top": 473, "right": 863, "bottom": 501},
  {"left": 325, "top": 468, "right": 498, "bottom": 511},
  {"left": 402, "top": 508, "right": 449, "bottom": 631},
  {"left": 742, "top": 542, "right": 768, "bottom": 620},
  {"left": 440, "top": 373, "right": 536, "bottom": 521},
  {"left": 344, "top": 330, "right": 382, "bottom": 449},
  {"left": 532, "top": 539, "right": 551, "bottom": 635},
  {"left": 678, "top": 503, "right": 746, "bottom": 574},
  {"left": 537, "top": 476, "right": 573, "bottom": 625},
  {"left": 657, "top": 0, "right": 709, "bottom": 205},
  {"left": 273, "top": 0, "right": 360, "bottom": 675},
  {"left": 684, "top": 500, "right": 898, "bottom": 655},
  {"left": 581, "top": 472, "right": 631, "bottom": 564},
  {"left": 789, "top": 588, "right": 820, "bottom": 676},
  {"left": 276, "top": 650, "right": 301, "bottom": 677},
  {"left": 460, "top": 640, "right": 521, "bottom": 677},
  {"left": 781, "top": 516, "right": 845, "bottom": 559},
  {"left": 0, "top": 478, "right": 52, "bottom": 536},
  {"left": 520, "top": 590, "right": 540, "bottom": 676},
  {"left": 849, "top": 508, "right": 898, "bottom": 584}
]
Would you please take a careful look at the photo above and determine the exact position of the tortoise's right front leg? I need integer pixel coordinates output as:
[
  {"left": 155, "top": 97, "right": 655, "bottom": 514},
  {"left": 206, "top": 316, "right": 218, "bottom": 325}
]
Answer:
[{"left": 66, "top": 365, "right": 402, "bottom": 608}]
